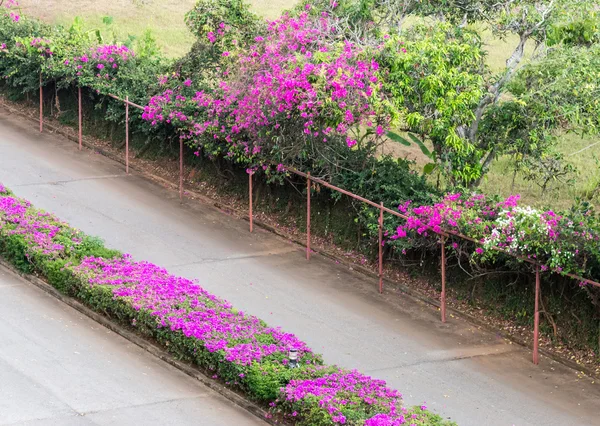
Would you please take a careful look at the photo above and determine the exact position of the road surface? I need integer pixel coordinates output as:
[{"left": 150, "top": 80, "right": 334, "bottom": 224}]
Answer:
[
  {"left": 1, "top": 107, "right": 599, "bottom": 426},
  {"left": 0, "top": 267, "right": 265, "bottom": 425}
]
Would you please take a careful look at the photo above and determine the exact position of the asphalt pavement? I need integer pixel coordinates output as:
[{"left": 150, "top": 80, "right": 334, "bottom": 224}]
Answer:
[
  {"left": 0, "top": 267, "right": 265, "bottom": 425},
  {"left": 1, "top": 107, "right": 599, "bottom": 426}
]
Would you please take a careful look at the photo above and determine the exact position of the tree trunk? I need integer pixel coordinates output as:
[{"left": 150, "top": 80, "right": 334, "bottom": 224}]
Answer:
[
  {"left": 511, "top": 168, "right": 517, "bottom": 192},
  {"left": 506, "top": 34, "right": 527, "bottom": 70},
  {"left": 469, "top": 31, "right": 530, "bottom": 144}
]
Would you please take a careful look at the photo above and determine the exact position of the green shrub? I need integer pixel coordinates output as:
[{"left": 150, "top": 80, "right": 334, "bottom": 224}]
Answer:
[{"left": 0, "top": 233, "right": 31, "bottom": 273}]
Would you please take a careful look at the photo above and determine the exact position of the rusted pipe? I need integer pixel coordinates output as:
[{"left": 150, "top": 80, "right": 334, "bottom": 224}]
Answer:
[
  {"left": 106, "top": 93, "right": 144, "bottom": 110},
  {"left": 39, "top": 73, "right": 43, "bottom": 133},
  {"left": 306, "top": 172, "right": 311, "bottom": 261},
  {"left": 249, "top": 172, "right": 253, "bottom": 233},
  {"left": 378, "top": 202, "right": 384, "bottom": 294},
  {"left": 533, "top": 266, "right": 541, "bottom": 365},
  {"left": 179, "top": 138, "right": 183, "bottom": 202},
  {"left": 441, "top": 236, "right": 447, "bottom": 323},
  {"left": 125, "top": 96, "right": 129, "bottom": 174},
  {"left": 78, "top": 87, "right": 82, "bottom": 150}
]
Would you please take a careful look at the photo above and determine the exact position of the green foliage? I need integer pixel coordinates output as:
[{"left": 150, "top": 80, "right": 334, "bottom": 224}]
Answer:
[
  {"left": 485, "top": 43, "right": 600, "bottom": 190},
  {"left": 74, "top": 235, "right": 121, "bottom": 259},
  {"left": 181, "top": 0, "right": 263, "bottom": 82},
  {"left": 548, "top": 15, "right": 600, "bottom": 46},
  {"left": 41, "top": 258, "right": 72, "bottom": 292},
  {"left": 245, "top": 363, "right": 338, "bottom": 402},
  {"left": 379, "top": 23, "right": 486, "bottom": 184},
  {"left": 0, "top": 232, "right": 31, "bottom": 272},
  {"left": 387, "top": 131, "right": 438, "bottom": 175},
  {"left": 303, "top": 0, "right": 600, "bottom": 189},
  {"left": 185, "top": 0, "right": 262, "bottom": 44},
  {"left": 0, "top": 11, "right": 165, "bottom": 130},
  {"left": 508, "top": 45, "right": 600, "bottom": 137}
]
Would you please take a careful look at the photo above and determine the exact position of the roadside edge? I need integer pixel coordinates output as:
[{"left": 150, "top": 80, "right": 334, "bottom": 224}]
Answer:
[{"left": 0, "top": 258, "right": 276, "bottom": 426}]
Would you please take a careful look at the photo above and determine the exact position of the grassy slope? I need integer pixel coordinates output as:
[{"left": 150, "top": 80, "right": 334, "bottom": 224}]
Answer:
[
  {"left": 17, "top": 0, "right": 290, "bottom": 57},
  {"left": 16, "top": 0, "right": 600, "bottom": 208}
]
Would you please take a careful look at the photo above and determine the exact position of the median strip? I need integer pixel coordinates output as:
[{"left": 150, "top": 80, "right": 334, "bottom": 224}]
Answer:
[{"left": 0, "top": 182, "right": 456, "bottom": 426}]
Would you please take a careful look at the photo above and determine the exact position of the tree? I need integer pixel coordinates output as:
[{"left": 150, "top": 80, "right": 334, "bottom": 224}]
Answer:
[
  {"left": 143, "top": 9, "right": 394, "bottom": 181},
  {"left": 177, "top": 0, "right": 264, "bottom": 83},
  {"left": 305, "top": 0, "right": 600, "bottom": 187}
]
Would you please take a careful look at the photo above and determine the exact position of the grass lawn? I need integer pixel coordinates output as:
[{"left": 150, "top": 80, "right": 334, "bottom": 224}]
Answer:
[
  {"left": 14, "top": 0, "right": 600, "bottom": 208},
  {"left": 17, "top": 0, "right": 292, "bottom": 57},
  {"left": 480, "top": 133, "right": 600, "bottom": 209}
]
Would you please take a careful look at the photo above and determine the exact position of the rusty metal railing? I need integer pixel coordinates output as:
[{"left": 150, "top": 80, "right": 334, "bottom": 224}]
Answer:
[{"left": 37, "top": 78, "right": 600, "bottom": 366}]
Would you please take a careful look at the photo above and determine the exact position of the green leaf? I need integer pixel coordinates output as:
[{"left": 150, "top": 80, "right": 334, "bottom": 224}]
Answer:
[
  {"left": 386, "top": 131, "right": 411, "bottom": 146},
  {"left": 423, "top": 163, "right": 437, "bottom": 175},
  {"left": 407, "top": 133, "right": 433, "bottom": 158},
  {"left": 102, "top": 16, "right": 114, "bottom": 26}
]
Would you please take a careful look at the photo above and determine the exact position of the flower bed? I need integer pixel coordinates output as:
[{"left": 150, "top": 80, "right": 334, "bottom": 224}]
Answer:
[
  {"left": 0, "top": 183, "right": 455, "bottom": 425},
  {"left": 391, "top": 193, "right": 600, "bottom": 283},
  {"left": 273, "top": 369, "right": 445, "bottom": 425}
]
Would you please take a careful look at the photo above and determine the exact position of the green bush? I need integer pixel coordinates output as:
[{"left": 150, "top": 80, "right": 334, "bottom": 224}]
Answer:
[{"left": 0, "top": 232, "right": 31, "bottom": 273}]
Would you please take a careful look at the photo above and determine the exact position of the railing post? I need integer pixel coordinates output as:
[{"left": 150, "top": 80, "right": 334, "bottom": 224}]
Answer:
[
  {"left": 39, "top": 73, "right": 43, "bottom": 133},
  {"left": 533, "top": 265, "right": 541, "bottom": 365},
  {"left": 179, "top": 138, "right": 183, "bottom": 202},
  {"left": 249, "top": 171, "right": 253, "bottom": 233},
  {"left": 306, "top": 172, "right": 311, "bottom": 261},
  {"left": 441, "top": 235, "right": 447, "bottom": 323},
  {"left": 78, "top": 87, "right": 82, "bottom": 150},
  {"left": 125, "top": 96, "right": 129, "bottom": 174},
  {"left": 378, "top": 202, "right": 384, "bottom": 294}
]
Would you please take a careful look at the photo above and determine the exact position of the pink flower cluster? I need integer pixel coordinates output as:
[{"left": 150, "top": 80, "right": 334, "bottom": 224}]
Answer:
[
  {"left": 142, "top": 86, "right": 189, "bottom": 125},
  {"left": 392, "top": 192, "right": 600, "bottom": 279},
  {"left": 206, "top": 22, "right": 228, "bottom": 44},
  {"left": 73, "top": 255, "right": 314, "bottom": 366},
  {"left": 142, "top": 10, "right": 389, "bottom": 163},
  {"left": 277, "top": 369, "right": 435, "bottom": 425},
  {"left": 89, "top": 44, "right": 133, "bottom": 62},
  {"left": 392, "top": 193, "right": 493, "bottom": 238},
  {"left": 67, "top": 44, "right": 133, "bottom": 82},
  {"left": 2, "top": 0, "right": 19, "bottom": 22},
  {"left": 214, "top": 11, "right": 383, "bottom": 138},
  {"left": 0, "top": 194, "right": 76, "bottom": 258},
  {"left": 364, "top": 407, "right": 432, "bottom": 426},
  {"left": 29, "top": 37, "right": 53, "bottom": 57}
]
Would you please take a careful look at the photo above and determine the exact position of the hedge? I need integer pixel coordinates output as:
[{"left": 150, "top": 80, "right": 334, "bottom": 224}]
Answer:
[{"left": 0, "top": 183, "right": 456, "bottom": 425}]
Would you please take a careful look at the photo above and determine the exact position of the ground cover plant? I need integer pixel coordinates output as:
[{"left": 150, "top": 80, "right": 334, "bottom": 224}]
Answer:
[{"left": 0, "top": 182, "right": 456, "bottom": 425}]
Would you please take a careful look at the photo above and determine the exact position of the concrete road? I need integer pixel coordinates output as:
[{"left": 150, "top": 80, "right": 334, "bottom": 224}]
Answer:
[
  {"left": 1, "top": 107, "right": 600, "bottom": 426},
  {"left": 0, "top": 268, "right": 265, "bottom": 425}
]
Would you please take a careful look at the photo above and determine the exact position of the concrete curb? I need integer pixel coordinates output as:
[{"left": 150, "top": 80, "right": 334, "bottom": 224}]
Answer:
[
  {"left": 0, "top": 259, "right": 276, "bottom": 425},
  {"left": 1, "top": 101, "right": 598, "bottom": 380}
]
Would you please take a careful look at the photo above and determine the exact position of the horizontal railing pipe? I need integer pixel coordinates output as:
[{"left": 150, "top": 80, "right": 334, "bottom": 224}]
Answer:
[
  {"left": 22, "top": 80, "right": 600, "bottom": 367},
  {"left": 51, "top": 86, "right": 600, "bottom": 291},
  {"left": 287, "top": 168, "right": 600, "bottom": 289}
]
